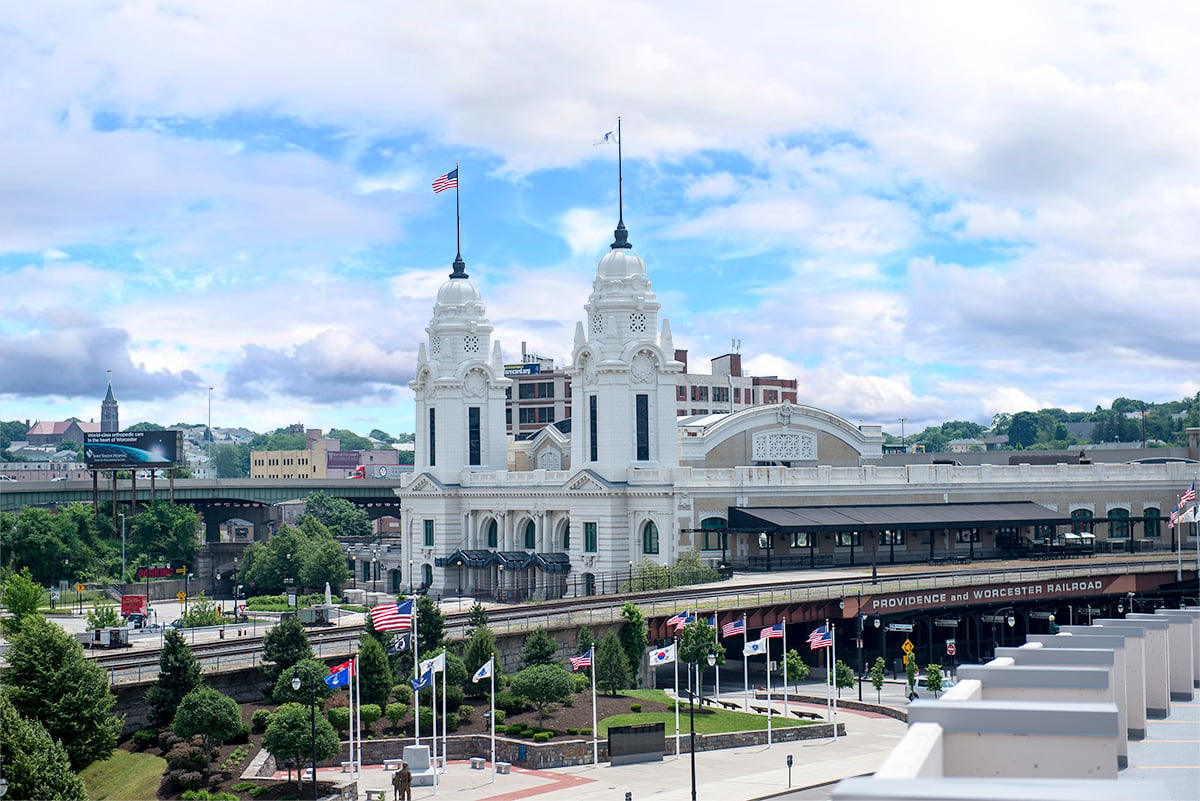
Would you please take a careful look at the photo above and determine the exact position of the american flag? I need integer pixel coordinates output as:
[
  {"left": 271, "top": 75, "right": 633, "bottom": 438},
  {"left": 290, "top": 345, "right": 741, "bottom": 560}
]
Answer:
[
  {"left": 370, "top": 598, "right": 414, "bottom": 632},
  {"left": 666, "top": 611, "right": 693, "bottom": 631},
  {"left": 432, "top": 168, "right": 458, "bottom": 194},
  {"left": 761, "top": 623, "right": 784, "bottom": 639},
  {"left": 1183, "top": 482, "right": 1196, "bottom": 505},
  {"left": 705, "top": 615, "right": 717, "bottom": 628},
  {"left": 569, "top": 648, "right": 593, "bottom": 671},
  {"left": 808, "top": 624, "right": 832, "bottom": 650},
  {"left": 722, "top": 618, "right": 745, "bottom": 638},
  {"left": 1169, "top": 503, "right": 1180, "bottom": 529}
]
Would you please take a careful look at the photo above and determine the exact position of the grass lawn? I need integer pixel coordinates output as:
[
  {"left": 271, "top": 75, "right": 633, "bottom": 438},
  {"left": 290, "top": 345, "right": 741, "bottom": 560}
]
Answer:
[
  {"left": 601, "top": 689, "right": 807, "bottom": 736},
  {"left": 81, "top": 749, "right": 166, "bottom": 801}
]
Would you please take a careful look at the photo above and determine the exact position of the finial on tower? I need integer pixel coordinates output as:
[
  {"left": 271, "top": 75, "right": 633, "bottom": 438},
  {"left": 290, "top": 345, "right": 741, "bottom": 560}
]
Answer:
[
  {"left": 610, "top": 117, "right": 632, "bottom": 249},
  {"left": 449, "top": 253, "right": 469, "bottom": 279}
]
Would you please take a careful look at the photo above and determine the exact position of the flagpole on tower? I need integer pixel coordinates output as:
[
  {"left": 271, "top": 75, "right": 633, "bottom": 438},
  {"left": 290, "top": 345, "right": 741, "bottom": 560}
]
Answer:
[{"left": 454, "top": 162, "right": 462, "bottom": 263}]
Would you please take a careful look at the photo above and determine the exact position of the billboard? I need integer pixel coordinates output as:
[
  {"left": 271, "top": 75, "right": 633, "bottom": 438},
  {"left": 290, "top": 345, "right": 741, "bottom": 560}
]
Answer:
[
  {"left": 326, "top": 450, "right": 362, "bottom": 469},
  {"left": 84, "top": 431, "right": 179, "bottom": 468},
  {"left": 504, "top": 363, "right": 541, "bottom": 376}
]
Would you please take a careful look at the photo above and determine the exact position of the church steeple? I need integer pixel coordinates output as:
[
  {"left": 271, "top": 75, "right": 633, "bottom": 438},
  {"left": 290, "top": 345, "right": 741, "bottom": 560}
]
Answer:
[{"left": 101, "top": 370, "right": 119, "bottom": 432}]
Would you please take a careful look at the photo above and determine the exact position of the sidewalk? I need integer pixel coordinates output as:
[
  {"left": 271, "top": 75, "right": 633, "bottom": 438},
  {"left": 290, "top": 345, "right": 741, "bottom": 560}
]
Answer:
[{"left": 290, "top": 698, "right": 906, "bottom": 801}]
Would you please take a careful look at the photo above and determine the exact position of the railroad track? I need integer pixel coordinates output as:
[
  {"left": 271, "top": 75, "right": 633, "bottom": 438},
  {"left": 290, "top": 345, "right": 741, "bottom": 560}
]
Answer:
[{"left": 95, "top": 553, "right": 1193, "bottom": 685}]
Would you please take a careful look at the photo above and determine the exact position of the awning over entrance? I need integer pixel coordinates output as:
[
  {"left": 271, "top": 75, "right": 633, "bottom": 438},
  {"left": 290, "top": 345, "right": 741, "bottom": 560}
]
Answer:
[
  {"left": 728, "top": 501, "right": 1071, "bottom": 532},
  {"left": 434, "top": 549, "right": 494, "bottom": 569},
  {"left": 534, "top": 552, "right": 571, "bottom": 573},
  {"left": 435, "top": 549, "right": 573, "bottom": 573}
]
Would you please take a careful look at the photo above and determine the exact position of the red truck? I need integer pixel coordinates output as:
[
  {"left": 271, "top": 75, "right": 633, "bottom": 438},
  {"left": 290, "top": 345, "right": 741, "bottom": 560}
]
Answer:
[{"left": 120, "top": 595, "right": 149, "bottom": 628}]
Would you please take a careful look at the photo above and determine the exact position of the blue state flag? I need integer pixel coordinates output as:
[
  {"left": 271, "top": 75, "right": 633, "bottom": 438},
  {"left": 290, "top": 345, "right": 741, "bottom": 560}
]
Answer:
[
  {"left": 323, "top": 659, "right": 353, "bottom": 688},
  {"left": 410, "top": 669, "right": 433, "bottom": 691}
]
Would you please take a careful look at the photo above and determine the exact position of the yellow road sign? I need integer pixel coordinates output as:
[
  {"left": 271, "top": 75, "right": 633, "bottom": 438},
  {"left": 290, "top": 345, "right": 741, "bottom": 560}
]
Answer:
[
  {"left": 177, "top": 591, "right": 187, "bottom": 602},
  {"left": 75, "top": 583, "right": 85, "bottom": 593},
  {"left": 901, "top": 638, "right": 914, "bottom": 655}
]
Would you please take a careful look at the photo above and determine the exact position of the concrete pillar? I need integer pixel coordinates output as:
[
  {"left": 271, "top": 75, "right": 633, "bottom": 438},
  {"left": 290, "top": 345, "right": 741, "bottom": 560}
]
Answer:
[
  {"left": 1164, "top": 607, "right": 1199, "bottom": 689},
  {"left": 1134, "top": 611, "right": 1193, "bottom": 701},
  {"left": 996, "top": 645, "right": 1126, "bottom": 767},
  {"left": 1030, "top": 631, "right": 1142, "bottom": 741},
  {"left": 1095, "top": 618, "right": 1170, "bottom": 718}
]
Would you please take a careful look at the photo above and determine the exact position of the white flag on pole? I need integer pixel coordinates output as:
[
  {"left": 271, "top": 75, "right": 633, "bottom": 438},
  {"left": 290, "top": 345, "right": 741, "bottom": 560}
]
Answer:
[
  {"left": 744, "top": 638, "right": 767, "bottom": 656},
  {"left": 420, "top": 652, "right": 446, "bottom": 675}
]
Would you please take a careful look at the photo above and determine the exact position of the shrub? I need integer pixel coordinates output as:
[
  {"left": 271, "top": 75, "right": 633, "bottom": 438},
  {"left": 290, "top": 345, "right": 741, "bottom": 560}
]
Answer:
[
  {"left": 131, "top": 728, "right": 158, "bottom": 750},
  {"left": 226, "top": 722, "right": 251, "bottom": 745},
  {"left": 567, "top": 727, "right": 579, "bottom": 735},
  {"left": 493, "top": 709, "right": 506, "bottom": 724},
  {"left": 581, "top": 728, "right": 592, "bottom": 736},
  {"left": 231, "top": 784, "right": 258, "bottom": 793},
  {"left": 159, "top": 730, "right": 182, "bottom": 752},
  {"left": 630, "top": 703, "right": 642, "bottom": 713},
  {"left": 533, "top": 732, "right": 551, "bottom": 742},
  {"left": 181, "top": 791, "right": 239, "bottom": 801},
  {"left": 493, "top": 724, "right": 508, "bottom": 734},
  {"left": 251, "top": 709, "right": 273, "bottom": 733},
  {"left": 168, "top": 770, "right": 205, "bottom": 792},
  {"left": 360, "top": 703, "right": 382, "bottom": 728},
  {"left": 166, "top": 737, "right": 209, "bottom": 773},
  {"left": 391, "top": 683, "right": 413, "bottom": 704},
  {"left": 328, "top": 706, "right": 351, "bottom": 733},
  {"left": 385, "top": 702, "right": 409, "bottom": 729},
  {"left": 571, "top": 672, "right": 590, "bottom": 693},
  {"left": 494, "top": 691, "right": 530, "bottom": 714},
  {"left": 444, "top": 711, "right": 460, "bottom": 732},
  {"left": 418, "top": 707, "right": 434, "bottom": 731},
  {"left": 248, "top": 787, "right": 270, "bottom": 798},
  {"left": 457, "top": 704, "right": 475, "bottom": 721}
]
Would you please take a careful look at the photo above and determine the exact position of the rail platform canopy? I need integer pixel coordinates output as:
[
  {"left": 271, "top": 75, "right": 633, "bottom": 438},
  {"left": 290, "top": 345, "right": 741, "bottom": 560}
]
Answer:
[{"left": 727, "top": 500, "right": 1071, "bottom": 533}]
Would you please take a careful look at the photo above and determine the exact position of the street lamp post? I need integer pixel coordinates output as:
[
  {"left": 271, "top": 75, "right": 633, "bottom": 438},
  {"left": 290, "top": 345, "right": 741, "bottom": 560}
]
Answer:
[
  {"left": 690, "top": 650, "right": 717, "bottom": 801},
  {"left": 371, "top": 551, "right": 379, "bottom": 593},
  {"left": 408, "top": 559, "right": 414, "bottom": 595},
  {"left": 291, "top": 668, "right": 318, "bottom": 801},
  {"left": 119, "top": 512, "right": 127, "bottom": 581}
]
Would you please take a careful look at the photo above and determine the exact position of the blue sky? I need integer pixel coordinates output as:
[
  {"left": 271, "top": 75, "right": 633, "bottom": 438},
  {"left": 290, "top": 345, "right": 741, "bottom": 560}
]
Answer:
[{"left": 1, "top": 2, "right": 1197, "bottom": 439}]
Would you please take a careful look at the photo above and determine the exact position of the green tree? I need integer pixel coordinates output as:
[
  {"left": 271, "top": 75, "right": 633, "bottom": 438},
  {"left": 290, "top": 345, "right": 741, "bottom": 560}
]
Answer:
[
  {"left": 904, "top": 654, "right": 919, "bottom": 695},
  {"left": 172, "top": 685, "right": 243, "bottom": 758},
  {"left": 784, "top": 649, "right": 811, "bottom": 684},
  {"left": 594, "top": 632, "right": 631, "bottom": 695},
  {"left": 262, "top": 615, "right": 313, "bottom": 682},
  {"left": 0, "top": 694, "right": 87, "bottom": 801},
  {"left": 296, "top": 527, "right": 350, "bottom": 593},
  {"left": 181, "top": 593, "right": 222, "bottom": 627},
  {"left": 520, "top": 628, "right": 559, "bottom": 668},
  {"left": 300, "top": 490, "right": 372, "bottom": 539},
  {"left": 576, "top": 626, "right": 595, "bottom": 653},
  {"left": 510, "top": 664, "right": 574, "bottom": 725},
  {"left": 618, "top": 602, "right": 648, "bottom": 685},
  {"left": 465, "top": 602, "right": 489, "bottom": 637},
  {"left": 359, "top": 634, "right": 394, "bottom": 708},
  {"left": 262, "top": 702, "right": 340, "bottom": 791},
  {"left": 272, "top": 659, "right": 334, "bottom": 706},
  {"left": 210, "top": 443, "right": 249, "bottom": 478},
  {"left": 1, "top": 567, "right": 44, "bottom": 634},
  {"left": 833, "top": 659, "right": 855, "bottom": 698},
  {"left": 870, "top": 656, "right": 887, "bottom": 703},
  {"left": 145, "top": 629, "right": 203, "bottom": 724},
  {"left": 385, "top": 702, "right": 409, "bottom": 731},
  {"left": 416, "top": 594, "right": 444, "bottom": 655},
  {"left": 923, "top": 664, "right": 944, "bottom": 698},
  {"left": 2, "top": 615, "right": 121, "bottom": 769},
  {"left": 678, "top": 619, "right": 724, "bottom": 667},
  {"left": 86, "top": 601, "right": 121, "bottom": 631},
  {"left": 127, "top": 500, "right": 202, "bottom": 565},
  {"left": 327, "top": 429, "right": 375, "bottom": 451},
  {"left": 462, "top": 625, "right": 497, "bottom": 696},
  {"left": 236, "top": 521, "right": 348, "bottom": 595}
]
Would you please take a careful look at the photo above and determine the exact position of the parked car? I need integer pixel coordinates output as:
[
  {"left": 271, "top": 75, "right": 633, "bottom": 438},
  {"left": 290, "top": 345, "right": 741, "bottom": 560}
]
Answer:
[
  {"left": 911, "top": 676, "right": 956, "bottom": 698},
  {"left": 51, "top": 475, "right": 69, "bottom": 481}
]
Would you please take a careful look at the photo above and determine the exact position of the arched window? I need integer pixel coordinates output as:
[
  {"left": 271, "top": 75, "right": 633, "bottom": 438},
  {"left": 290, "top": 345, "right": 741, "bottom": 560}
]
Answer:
[
  {"left": 524, "top": 520, "right": 536, "bottom": 550},
  {"left": 1071, "top": 509, "right": 1094, "bottom": 534},
  {"left": 642, "top": 521, "right": 659, "bottom": 555},
  {"left": 700, "top": 517, "right": 726, "bottom": 551},
  {"left": 486, "top": 519, "right": 498, "bottom": 548},
  {"left": 1108, "top": 508, "right": 1131, "bottom": 539},
  {"left": 561, "top": 522, "right": 571, "bottom": 550},
  {"left": 422, "top": 563, "right": 433, "bottom": 589},
  {"left": 583, "top": 573, "right": 596, "bottom": 595},
  {"left": 1143, "top": 508, "right": 1161, "bottom": 538}
]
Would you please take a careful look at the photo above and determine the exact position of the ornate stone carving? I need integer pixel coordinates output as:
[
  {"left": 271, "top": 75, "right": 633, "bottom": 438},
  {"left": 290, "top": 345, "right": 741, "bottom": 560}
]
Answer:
[
  {"left": 582, "top": 355, "right": 597, "bottom": 385},
  {"left": 778, "top": 400, "right": 793, "bottom": 426},
  {"left": 678, "top": 493, "right": 692, "bottom": 510},
  {"left": 630, "top": 351, "right": 655, "bottom": 384},
  {"left": 464, "top": 369, "right": 487, "bottom": 398},
  {"left": 537, "top": 449, "right": 562, "bottom": 470},
  {"left": 752, "top": 430, "right": 816, "bottom": 462}
]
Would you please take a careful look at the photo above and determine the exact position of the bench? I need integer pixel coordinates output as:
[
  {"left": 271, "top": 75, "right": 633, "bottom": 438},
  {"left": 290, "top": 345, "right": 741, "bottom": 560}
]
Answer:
[
  {"left": 792, "top": 710, "right": 822, "bottom": 720},
  {"left": 365, "top": 790, "right": 386, "bottom": 801},
  {"left": 470, "top": 757, "right": 486, "bottom": 770},
  {"left": 716, "top": 700, "right": 741, "bottom": 711},
  {"left": 750, "top": 705, "right": 771, "bottom": 714},
  {"left": 496, "top": 761, "right": 511, "bottom": 774}
]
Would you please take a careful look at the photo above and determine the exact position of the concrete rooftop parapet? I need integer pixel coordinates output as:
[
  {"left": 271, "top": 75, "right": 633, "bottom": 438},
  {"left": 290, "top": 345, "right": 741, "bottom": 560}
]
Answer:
[
  {"left": 832, "top": 776, "right": 1166, "bottom": 801},
  {"left": 1135, "top": 611, "right": 1195, "bottom": 700},
  {"left": 874, "top": 721, "right": 944, "bottom": 779},
  {"left": 995, "top": 645, "right": 1114, "bottom": 667},
  {"left": 1096, "top": 618, "right": 1171, "bottom": 718},
  {"left": 1178, "top": 607, "right": 1200, "bottom": 687},
  {"left": 1041, "top": 628, "right": 1144, "bottom": 738},
  {"left": 957, "top": 664, "right": 1110, "bottom": 690},
  {"left": 907, "top": 699, "right": 1120, "bottom": 779}
]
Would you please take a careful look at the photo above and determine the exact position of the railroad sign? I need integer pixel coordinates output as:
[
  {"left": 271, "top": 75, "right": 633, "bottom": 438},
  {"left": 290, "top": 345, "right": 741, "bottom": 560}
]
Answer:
[
  {"left": 946, "top": 640, "right": 957, "bottom": 656},
  {"left": 177, "top": 591, "right": 186, "bottom": 602},
  {"left": 901, "top": 638, "right": 914, "bottom": 655}
]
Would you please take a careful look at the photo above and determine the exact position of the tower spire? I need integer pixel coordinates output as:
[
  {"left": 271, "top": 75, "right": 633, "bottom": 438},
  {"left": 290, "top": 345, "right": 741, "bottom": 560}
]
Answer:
[
  {"left": 450, "top": 162, "right": 469, "bottom": 278},
  {"left": 611, "top": 117, "right": 631, "bottom": 249}
]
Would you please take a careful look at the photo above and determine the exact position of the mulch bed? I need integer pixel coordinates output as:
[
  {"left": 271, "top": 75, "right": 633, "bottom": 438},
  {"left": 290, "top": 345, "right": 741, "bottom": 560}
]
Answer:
[{"left": 121, "top": 692, "right": 672, "bottom": 799}]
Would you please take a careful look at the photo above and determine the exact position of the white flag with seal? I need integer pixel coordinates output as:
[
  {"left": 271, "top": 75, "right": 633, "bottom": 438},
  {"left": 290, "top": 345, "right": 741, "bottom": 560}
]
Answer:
[
  {"left": 744, "top": 637, "right": 767, "bottom": 656},
  {"left": 472, "top": 658, "right": 494, "bottom": 683},
  {"left": 420, "top": 652, "right": 446, "bottom": 675}
]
